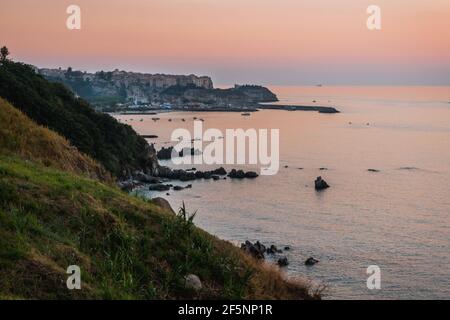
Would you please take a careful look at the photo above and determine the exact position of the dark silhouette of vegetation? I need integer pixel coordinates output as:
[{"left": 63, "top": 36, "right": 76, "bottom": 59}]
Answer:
[
  {"left": 0, "top": 46, "right": 9, "bottom": 62},
  {"left": 0, "top": 60, "right": 157, "bottom": 177}
]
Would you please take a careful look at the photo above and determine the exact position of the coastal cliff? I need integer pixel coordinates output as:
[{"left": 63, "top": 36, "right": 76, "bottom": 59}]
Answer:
[
  {"left": 38, "top": 67, "right": 278, "bottom": 109},
  {"left": 0, "top": 57, "right": 317, "bottom": 300},
  {"left": 0, "top": 59, "right": 317, "bottom": 300},
  {"left": 39, "top": 67, "right": 214, "bottom": 107}
]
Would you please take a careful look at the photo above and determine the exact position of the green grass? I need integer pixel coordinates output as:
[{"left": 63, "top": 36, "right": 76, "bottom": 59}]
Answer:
[{"left": 0, "top": 156, "right": 316, "bottom": 299}]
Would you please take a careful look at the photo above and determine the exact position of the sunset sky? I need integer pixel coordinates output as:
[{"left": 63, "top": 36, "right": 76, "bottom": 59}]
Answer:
[{"left": 1, "top": 0, "right": 449, "bottom": 85}]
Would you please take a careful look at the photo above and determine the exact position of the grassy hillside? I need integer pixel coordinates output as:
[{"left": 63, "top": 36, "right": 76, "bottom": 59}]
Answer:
[
  {"left": 0, "top": 98, "right": 110, "bottom": 182},
  {"left": 0, "top": 156, "right": 316, "bottom": 299},
  {"left": 0, "top": 96, "right": 316, "bottom": 299},
  {"left": 0, "top": 61, "right": 156, "bottom": 177}
]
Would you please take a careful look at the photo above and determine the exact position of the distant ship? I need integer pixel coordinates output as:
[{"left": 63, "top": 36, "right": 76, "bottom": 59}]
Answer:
[
  {"left": 241, "top": 112, "right": 251, "bottom": 116},
  {"left": 316, "top": 84, "right": 323, "bottom": 87}
]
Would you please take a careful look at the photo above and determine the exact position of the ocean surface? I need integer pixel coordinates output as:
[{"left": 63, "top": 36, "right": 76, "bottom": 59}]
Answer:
[{"left": 116, "top": 86, "right": 450, "bottom": 299}]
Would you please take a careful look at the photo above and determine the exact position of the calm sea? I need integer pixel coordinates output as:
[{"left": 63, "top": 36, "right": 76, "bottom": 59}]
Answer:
[{"left": 117, "top": 86, "right": 450, "bottom": 299}]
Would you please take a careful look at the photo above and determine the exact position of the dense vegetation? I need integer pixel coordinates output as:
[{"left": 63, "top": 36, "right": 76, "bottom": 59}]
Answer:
[{"left": 0, "top": 61, "right": 156, "bottom": 177}]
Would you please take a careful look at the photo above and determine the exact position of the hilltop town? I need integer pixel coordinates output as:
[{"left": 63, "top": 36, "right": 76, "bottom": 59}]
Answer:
[{"left": 38, "top": 67, "right": 278, "bottom": 111}]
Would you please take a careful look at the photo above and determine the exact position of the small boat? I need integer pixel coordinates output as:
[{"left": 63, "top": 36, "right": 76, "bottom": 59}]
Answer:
[{"left": 241, "top": 113, "right": 251, "bottom": 116}]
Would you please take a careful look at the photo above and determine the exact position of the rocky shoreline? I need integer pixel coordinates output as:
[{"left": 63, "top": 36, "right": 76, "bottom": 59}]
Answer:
[{"left": 118, "top": 165, "right": 259, "bottom": 192}]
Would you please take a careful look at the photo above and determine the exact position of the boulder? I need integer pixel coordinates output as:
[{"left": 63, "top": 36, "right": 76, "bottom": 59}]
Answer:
[
  {"left": 152, "top": 197, "right": 175, "bottom": 214},
  {"left": 229, "top": 169, "right": 246, "bottom": 179},
  {"left": 314, "top": 176, "right": 330, "bottom": 190},
  {"left": 212, "top": 167, "right": 227, "bottom": 175},
  {"left": 305, "top": 257, "right": 319, "bottom": 266},
  {"left": 195, "top": 171, "right": 204, "bottom": 179},
  {"left": 277, "top": 257, "right": 289, "bottom": 267},
  {"left": 173, "top": 186, "right": 184, "bottom": 191},
  {"left": 212, "top": 175, "right": 220, "bottom": 181},
  {"left": 184, "top": 274, "right": 202, "bottom": 291},
  {"left": 245, "top": 171, "right": 259, "bottom": 178}
]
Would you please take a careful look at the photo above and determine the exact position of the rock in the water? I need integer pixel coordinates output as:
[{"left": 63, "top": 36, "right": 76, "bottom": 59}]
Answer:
[
  {"left": 277, "top": 257, "right": 289, "bottom": 267},
  {"left": 241, "top": 240, "right": 266, "bottom": 259},
  {"left": 173, "top": 186, "right": 184, "bottom": 191},
  {"left": 212, "top": 175, "right": 220, "bottom": 181},
  {"left": 284, "top": 246, "right": 291, "bottom": 251},
  {"left": 212, "top": 167, "right": 227, "bottom": 175},
  {"left": 305, "top": 257, "right": 319, "bottom": 266},
  {"left": 245, "top": 171, "right": 259, "bottom": 178},
  {"left": 314, "top": 176, "right": 330, "bottom": 190},
  {"left": 229, "top": 169, "right": 246, "bottom": 179},
  {"left": 152, "top": 197, "right": 175, "bottom": 214},
  {"left": 184, "top": 274, "right": 202, "bottom": 291},
  {"left": 149, "top": 184, "right": 171, "bottom": 191}
]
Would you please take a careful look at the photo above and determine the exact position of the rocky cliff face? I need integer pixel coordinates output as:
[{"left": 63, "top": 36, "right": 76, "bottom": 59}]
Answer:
[
  {"left": 39, "top": 68, "right": 214, "bottom": 105},
  {"left": 160, "top": 84, "right": 278, "bottom": 107}
]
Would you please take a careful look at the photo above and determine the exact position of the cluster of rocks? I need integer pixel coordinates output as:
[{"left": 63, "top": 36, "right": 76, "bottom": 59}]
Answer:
[
  {"left": 240, "top": 241, "right": 291, "bottom": 267},
  {"left": 228, "top": 169, "right": 258, "bottom": 179},
  {"left": 118, "top": 165, "right": 259, "bottom": 192},
  {"left": 155, "top": 166, "right": 228, "bottom": 181},
  {"left": 240, "top": 240, "right": 319, "bottom": 268}
]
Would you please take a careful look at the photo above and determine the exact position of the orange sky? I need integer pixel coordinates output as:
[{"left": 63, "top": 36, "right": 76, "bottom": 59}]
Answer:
[{"left": 1, "top": 0, "right": 449, "bottom": 85}]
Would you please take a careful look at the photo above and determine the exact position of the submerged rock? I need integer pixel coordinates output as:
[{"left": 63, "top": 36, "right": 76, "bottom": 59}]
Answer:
[{"left": 314, "top": 176, "right": 330, "bottom": 190}]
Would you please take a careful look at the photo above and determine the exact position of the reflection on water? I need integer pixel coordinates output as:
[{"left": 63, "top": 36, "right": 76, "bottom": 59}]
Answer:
[{"left": 119, "top": 86, "right": 450, "bottom": 299}]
